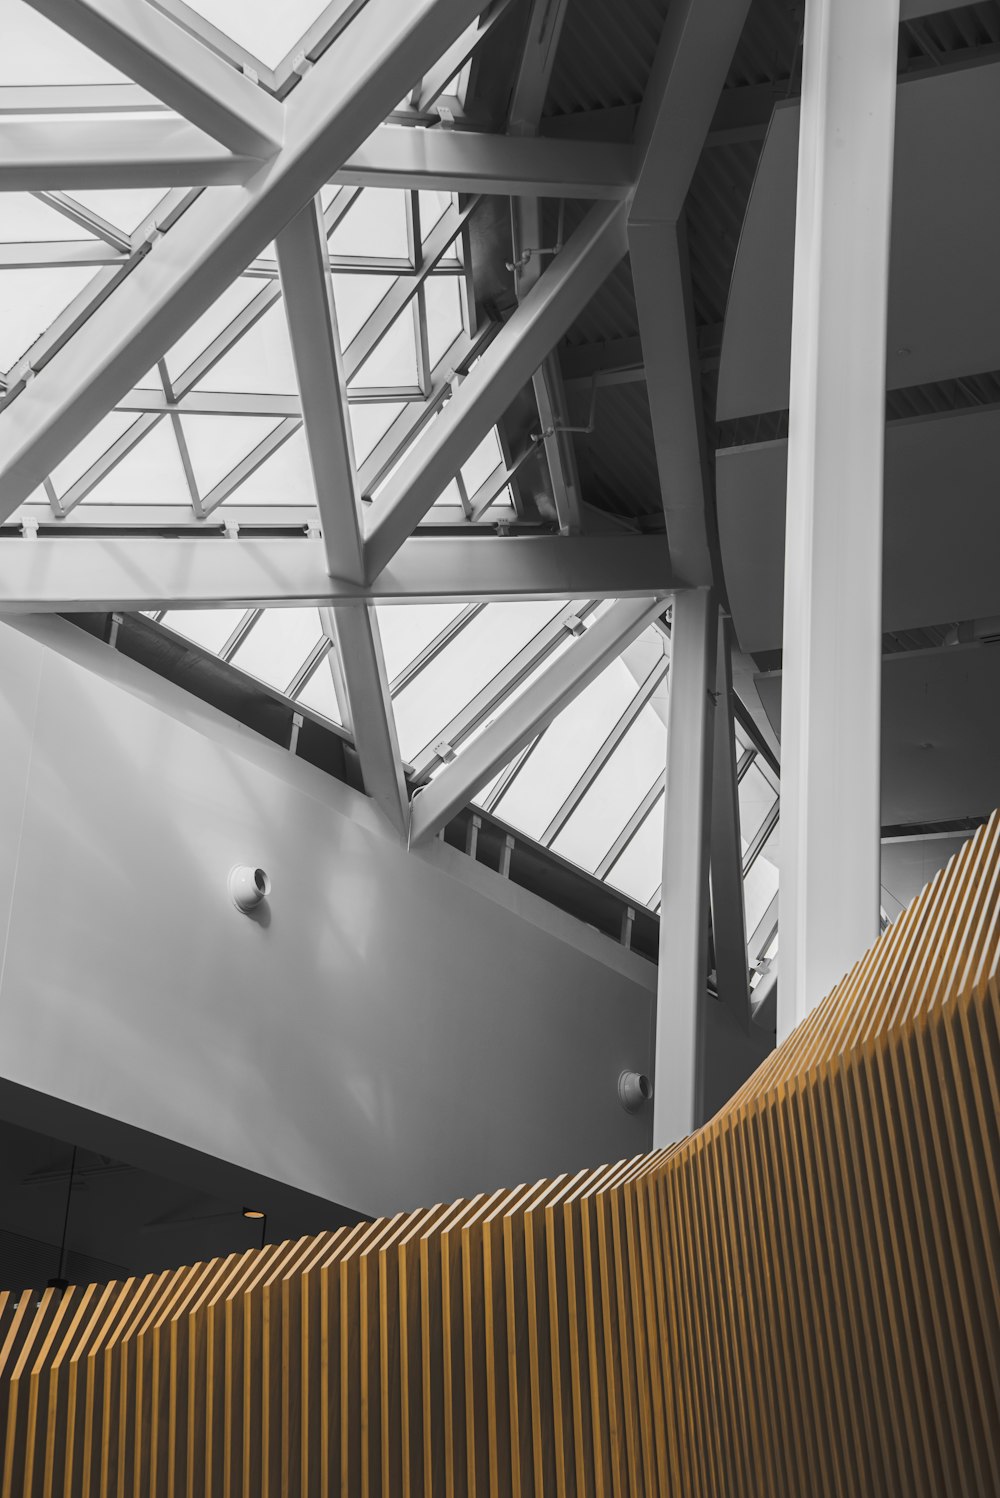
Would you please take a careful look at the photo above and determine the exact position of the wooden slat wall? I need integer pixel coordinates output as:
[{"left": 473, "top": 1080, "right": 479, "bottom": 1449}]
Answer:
[{"left": 2, "top": 811, "right": 998, "bottom": 1495}]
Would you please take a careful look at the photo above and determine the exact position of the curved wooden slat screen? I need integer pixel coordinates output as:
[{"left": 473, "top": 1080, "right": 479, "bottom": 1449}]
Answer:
[{"left": 2, "top": 814, "right": 999, "bottom": 1495}]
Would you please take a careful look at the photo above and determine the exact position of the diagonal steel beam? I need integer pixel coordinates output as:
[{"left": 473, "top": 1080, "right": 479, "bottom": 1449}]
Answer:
[
  {"left": 276, "top": 203, "right": 410, "bottom": 834},
  {"left": 0, "top": 534, "right": 676, "bottom": 610},
  {"left": 408, "top": 596, "right": 666, "bottom": 846},
  {"left": 507, "top": 0, "right": 585, "bottom": 536},
  {"left": 628, "top": 0, "right": 753, "bottom": 586},
  {"left": 327, "top": 604, "right": 409, "bottom": 837},
  {"left": 276, "top": 200, "right": 365, "bottom": 583},
  {"left": 363, "top": 199, "right": 629, "bottom": 579},
  {"left": 708, "top": 618, "right": 751, "bottom": 1026},
  {"left": 0, "top": 0, "right": 484, "bottom": 520},
  {"left": 25, "top": 0, "right": 285, "bottom": 158},
  {"left": 0, "top": 117, "right": 256, "bottom": 188}
]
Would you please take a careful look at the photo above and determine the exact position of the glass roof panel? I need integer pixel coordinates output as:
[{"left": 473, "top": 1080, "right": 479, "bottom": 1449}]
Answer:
[
  {"left": 80, "top": 417, "right": 189, "bottom": 504},
  {"left": 229, "top": 608, "right": 325, "bottom": 691},
  {"left": 295, "top": 656, "right": 342, "bottom": 724},
  {"left": 218, "top": 427, "right": 313, "bottom": 505},
  {"left": 181, "top": 0, "right": 327, "bottom": 66},
  {"left": 193, "top": 298, "right": 298, "bottom": 394},
  {"left": 350, "top": 402, "right": 404, "bottom": 466},
  {"left": 390, "top": 601, "right": 565, "bottom": 761},
  {"left": 375, "top": 603, "right": 467, "bottom": 682},
  {"left": 738, "top": 760, "right": 776, "bottom": 851},
  {"left": 328, "top": 190, "right": 410, "bottom": 260},
  {"left": 162, "top": 278, "right": 263, "bottom": 385},
  {"left": 179, "top": 414, "right": 284, "bottom": 493},
  {"left": 424, "top": 276, "right": 464, "bottom": 367},
  {"left": 2, "top": 1, "right": 130, "bottom": 84},
  {"left": 604, "top": 792, "right": 664, "bottom": 907},
  {"left": 0, "top": 266, "right": 99, "bottom": 373},
  {"left": 744, "top": 827, "right": 780, "bottom": 940},
  {"left": 462, "top": 429, "right": 504, "bottom": 493},
  {"left": 349, "top": 309, "right": 419, "bottom": 389},
  {"left": 49, "top": 411, "right": 136, "bottom": 494},
  {"left": 488, "top": 659, "right": 641, "bottom": 837},
  {"left": 418, "top": 191, "right": 451, "bottom": 244},
  {"left": 0, "top": 194, "right": 97, "bottom": 243},
  {"left": 332, "top": 274, "right": 395, "bottom": 346},
  {"left": 552, "top": 704, "right": 667, "bottom": 874},
  {"left": 66, "top": 189, "right": 168, "bottom": 235},
  {"left": 160, "top": 608, "right": 246, "bottom": 654}
]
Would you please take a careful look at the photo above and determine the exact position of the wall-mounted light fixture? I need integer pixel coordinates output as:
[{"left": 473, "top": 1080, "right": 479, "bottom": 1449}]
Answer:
[
  {"left": 618, "top": 1070, "right": 652, "bottom": 1113},
  {"left": 229, "top": 866, "right": 270, "bottom": 913}
]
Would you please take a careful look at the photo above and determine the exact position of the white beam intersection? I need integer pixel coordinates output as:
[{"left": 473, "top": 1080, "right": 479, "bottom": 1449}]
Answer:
[{"left": 25, "top": 0, "right": 285, "bottom": 158}]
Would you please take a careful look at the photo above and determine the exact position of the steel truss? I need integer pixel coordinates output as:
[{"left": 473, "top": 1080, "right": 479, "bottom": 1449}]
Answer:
[{"left": 0, "top": 0, "right": 770, "bottom": 978}]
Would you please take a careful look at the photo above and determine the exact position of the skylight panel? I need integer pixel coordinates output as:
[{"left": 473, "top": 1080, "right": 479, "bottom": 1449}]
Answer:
[
  {"left": 162, "top": 279, "right": 264, "bottom": 386},
  {"left": 333, "top": 273, "right": 396, "bottom": 347},
  {"left": 0, "top": 266, "right": 99, "bottom": 374},
  {"left": 738, "top": 760, "right": 777, "bottom": 851},
  {"left": 551, "top": 705, "right": 667, "bottom": 874},
  {"left": 49, "top": 411, "right": 137, "bottom": 494},
  {"left": 604, "top": 793, "right": 665, "bottom": 907},
  {"left": 79, "top": 417, "right": 189, "bottom": 505},
  {"left": 180, "top": 0, "right": 328, "bottom": 67},
  {"left": 350, "top": 402, "right": 404, "bottom": 466},
  {"left": 160, "top": 609, "right": 247, "bottom": 654},
  {"left": 179, "top": 415, "right": 285, "bottom": 493},
  {"left": 0, "top": 194, "right": 97, "bottom": 243},
  {"left": 229, "top": 609, "right": 325, "bottom": 692},
  {"left": 193, "top": 298, "right": 299, "bottom": 394},
  {"left": 295, "top": 656, "right": 342, "bottom": 724},
  {"left": 418, "top": 192, "right": 451, "bottom": 244},
  {"left": 217, "top": 427, "right": 313, "bottom": 505},
  {"left": 424, "top": 277, "right": 465, "bottom": 367},
  {"left": 349, "top": 310, "right": 419, "bottom": 390},
  {"left": 462, "top": 430, "right": 504, "bottom": 494},
  {"left": 390, "top": 601, "right": 564, "bottom": 761},
  {"left": 66, "top": 190, "right": 169, "bottom": 236},
  {"left": 375, "top": 602, "right": 467, "bottom": 682},
  {"left": 328, "top": 190, "right": 411, "bottom": 261},
  {"left": 2, "top": 0, "right": 129, "bottom": 84},
  {"left": 488, "top": 660, "right": 640, "bottom": 837},
  {"left": 744, "top": 829, "right": 779, "bottom": 938}
]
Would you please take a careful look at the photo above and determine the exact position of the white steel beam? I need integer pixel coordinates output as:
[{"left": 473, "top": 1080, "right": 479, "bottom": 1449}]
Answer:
[
  {"left": 0, "top": 534, "right": 676, "bottom": 610},
  {"left": 328, "top": 605, "right": 409, "bottom": 837},
  {"left": 628, "top": 0, "right": 753, "bottom": 586},
  {"left": 408, "top": 597, "right": 666, "bottom": 846},
  {"left": 25, "top": 0, "right": 284, "bottom": 158},
  {"left": 332, "top": 126, "right": 633, "bottom": 198},
  {"left": 276, "top": 200, "right": 364, "bottom": 583},
  {"left": 0, "top": 0, "right": 484, "bottom": 518},
  {"left": 507, "top": 0, "right": 583, "bottom": 536},
  {"left": 363, "top": 199, "right": 629, "bottom": 578},
  {"left": 0, "top": 118, "right": 257, "bottom": 188},
  {"left": 779, "top": 0, "right": 899, "bottom": 1039},
  {"left": 654, "top": 587, "right": 718, "bottom": 1145},
  {"left": 276, "top": 202, "right": 406, "bottom": 833},
  {"left": 708, "top": 618, "right": 751, "bottom": 1026}
]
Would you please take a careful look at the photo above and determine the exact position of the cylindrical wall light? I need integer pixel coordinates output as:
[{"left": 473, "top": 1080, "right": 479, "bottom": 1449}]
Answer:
[
  {"left": 618, "top": 1070, "right": 653, "bottom": 1113},
  {"left": 229, "top": 866, "right": 270, "bottom": 913}
]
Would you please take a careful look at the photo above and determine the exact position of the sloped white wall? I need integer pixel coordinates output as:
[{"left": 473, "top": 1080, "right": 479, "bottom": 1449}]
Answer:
[{"left": 0, "top": 616, "right": 655, "bottom": 1220}]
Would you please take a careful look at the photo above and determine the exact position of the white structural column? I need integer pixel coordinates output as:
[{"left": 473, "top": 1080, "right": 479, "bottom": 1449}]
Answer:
[
  {"left": 654, "top": 587, "right": 717, "bottom": 1145},
  {"left": 778, "top": 0, "right": 900, "bottom": 1040}
]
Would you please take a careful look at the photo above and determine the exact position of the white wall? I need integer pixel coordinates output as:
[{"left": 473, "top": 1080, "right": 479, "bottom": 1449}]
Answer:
[{"left": 0, "top": 617, "right": 656, "bottom": 1221}]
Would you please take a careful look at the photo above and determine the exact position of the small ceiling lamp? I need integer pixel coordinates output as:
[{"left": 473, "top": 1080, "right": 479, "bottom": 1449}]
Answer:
[{"left": 242, "top": 1207, "right": 265, "bottom": 1220}]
